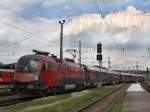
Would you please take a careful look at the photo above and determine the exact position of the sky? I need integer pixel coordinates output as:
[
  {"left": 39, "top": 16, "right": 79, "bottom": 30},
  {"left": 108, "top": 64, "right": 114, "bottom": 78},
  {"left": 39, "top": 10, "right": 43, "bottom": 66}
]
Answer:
[{"left": 0, "top": 0, "right": 150, "bottom": 70}]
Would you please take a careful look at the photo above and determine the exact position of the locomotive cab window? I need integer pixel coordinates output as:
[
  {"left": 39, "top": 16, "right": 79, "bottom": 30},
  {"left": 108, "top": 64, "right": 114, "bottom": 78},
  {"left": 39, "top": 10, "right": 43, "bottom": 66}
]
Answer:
[
  {"left": 29, "top": 60, "right": 38, "bottom": 72},
  {"left": 16, "top": 55, "right": 39, "bottom": 73}
]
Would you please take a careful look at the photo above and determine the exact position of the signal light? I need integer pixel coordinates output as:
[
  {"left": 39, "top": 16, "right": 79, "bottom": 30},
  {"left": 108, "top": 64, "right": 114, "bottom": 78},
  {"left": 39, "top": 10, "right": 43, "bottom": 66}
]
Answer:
[
  {"left": 97, "top": 43, "right": 102, "bottom": 53},
  {"left": 97, "top": 54, "right": 102, "bottom": 61}
]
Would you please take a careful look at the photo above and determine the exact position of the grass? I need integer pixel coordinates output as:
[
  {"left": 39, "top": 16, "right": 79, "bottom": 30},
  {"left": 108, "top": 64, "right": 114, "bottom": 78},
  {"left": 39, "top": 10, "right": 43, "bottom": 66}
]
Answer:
[
  {"left": 4, "top": 94, "right": 71, "bottom": 112},
  {"left": 33, "top": 87, "right": 116, "bottom": 112},
  {"left": 4, "top": 85, "right": 121, "bottom": 112},
  {"left": 111, "top": 94, "right": 125, "bottom": 112}
]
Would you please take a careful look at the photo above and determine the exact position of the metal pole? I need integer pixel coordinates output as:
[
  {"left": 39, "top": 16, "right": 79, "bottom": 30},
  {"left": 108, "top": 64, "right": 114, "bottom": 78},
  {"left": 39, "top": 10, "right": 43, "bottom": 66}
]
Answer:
[
  {"left": 59, "top": 20, "right": 65, "bottom": 61},
  {"left": 79, "top": 41, "right": 81, "bottom": 64},
  {"left": 108, "top": 57, "right": 111, "bottom": 69},
  {"left": 99, "top": 60, "right": 101, "bottom": 71},
  {"left": 136, "top": 61, "right": 139, "bottom": 75}
]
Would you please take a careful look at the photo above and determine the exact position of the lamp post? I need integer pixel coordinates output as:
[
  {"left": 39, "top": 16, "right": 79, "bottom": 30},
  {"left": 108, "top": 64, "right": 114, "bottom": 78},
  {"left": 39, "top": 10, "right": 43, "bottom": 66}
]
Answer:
[{"left": 59, "top": 20, "right": 65, "bottom": 61}]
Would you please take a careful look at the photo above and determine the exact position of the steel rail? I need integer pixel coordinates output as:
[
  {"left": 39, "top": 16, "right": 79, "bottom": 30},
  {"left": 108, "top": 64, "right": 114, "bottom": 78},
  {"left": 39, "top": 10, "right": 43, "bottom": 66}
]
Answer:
[{"left": 75, "top": 84, "right": 129, "bottom": 112}]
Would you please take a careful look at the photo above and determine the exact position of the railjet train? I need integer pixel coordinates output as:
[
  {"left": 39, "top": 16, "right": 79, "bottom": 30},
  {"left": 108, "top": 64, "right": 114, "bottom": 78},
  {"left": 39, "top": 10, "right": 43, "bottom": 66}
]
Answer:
[
  {"left": 0, "top": 64, "right": 15, "bottom": 90},
  {"left": 13, "top": 50, "right": 144, "bottom": 95}
]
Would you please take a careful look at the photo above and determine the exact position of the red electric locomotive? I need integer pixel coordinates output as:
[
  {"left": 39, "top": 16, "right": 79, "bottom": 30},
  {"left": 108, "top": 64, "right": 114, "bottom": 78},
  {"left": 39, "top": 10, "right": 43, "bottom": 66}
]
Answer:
[{"left": 14, "top": 50, "right": 85, "bottom": 95}]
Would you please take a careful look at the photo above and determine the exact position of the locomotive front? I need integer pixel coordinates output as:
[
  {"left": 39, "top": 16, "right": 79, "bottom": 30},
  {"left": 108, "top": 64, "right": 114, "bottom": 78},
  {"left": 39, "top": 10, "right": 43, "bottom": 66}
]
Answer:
[{"left": 14, "top": 55, "right": 45, "bottom": 90}]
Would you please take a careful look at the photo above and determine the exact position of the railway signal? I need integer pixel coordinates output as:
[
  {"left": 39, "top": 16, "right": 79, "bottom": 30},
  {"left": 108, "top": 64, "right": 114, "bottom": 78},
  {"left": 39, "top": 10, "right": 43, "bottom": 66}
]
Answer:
[
  {"left": 96, "top": 42, "right": 102, "bottom": 60},
  {"left": 96, "top": 42, "right": 102, "bottom": 70},
  {"left": 97, "top": 54, "right": 102, "bottom": 60}
]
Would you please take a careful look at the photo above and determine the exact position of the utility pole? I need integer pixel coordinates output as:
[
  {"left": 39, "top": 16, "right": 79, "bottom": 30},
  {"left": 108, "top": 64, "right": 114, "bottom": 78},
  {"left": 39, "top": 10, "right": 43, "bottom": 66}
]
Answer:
[
  {"left": 108, "top": 57, "right": 111, "bottom": 69},
  {"left": 148, "top": 48, "right": 150, "bottom": 57},
  {"left": 59, "top": 20, "right": 65, "bottom": 61},
  {"left": 79, "top": 41, "right": 81, "bottom": 64},
  {"left": 136, "top": 61, "right": 139, "bottom": 75},
  {"left": 146, "top": 67, "right": 149, "bottom": 80}
]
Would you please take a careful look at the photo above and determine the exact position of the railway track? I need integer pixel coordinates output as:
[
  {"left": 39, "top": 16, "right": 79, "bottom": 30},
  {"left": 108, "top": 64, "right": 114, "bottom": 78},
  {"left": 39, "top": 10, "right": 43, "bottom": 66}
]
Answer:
[
  {"left": 0, "top": 93, "right": 16, "bottom": 97},
  {"left": 0, "top": 94, "right": 36, "bottom": 107},
  {"left": 0, "top": 88, "right": 16, "bottom": 97},
  {"left": 0, "top": 91, "right": 16, "bottom": 97},
  {"left": 75, "top": 84, "right": 129, "bottom": 112}
]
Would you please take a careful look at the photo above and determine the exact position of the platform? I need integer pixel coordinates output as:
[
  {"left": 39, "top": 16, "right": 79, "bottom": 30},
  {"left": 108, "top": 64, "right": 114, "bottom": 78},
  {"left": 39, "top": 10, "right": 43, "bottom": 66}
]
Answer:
[{"left": 123, "top": 83, "right": 150, "bottom": 112}]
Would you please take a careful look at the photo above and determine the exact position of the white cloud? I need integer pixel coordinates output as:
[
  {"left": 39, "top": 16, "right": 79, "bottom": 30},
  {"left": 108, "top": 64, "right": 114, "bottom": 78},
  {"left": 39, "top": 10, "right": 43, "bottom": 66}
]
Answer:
[
  {"left": 61, "top": 6, "right": 150, "bottom": 67},
  {"left": 64, "top": 14, "right": 104, "bottom": 36},
  {"left": 0, "top": 2, "right": 150, "bottom": 68},
  {"left": 63, "top": 6, "right": 150, "bottom": 45},
  {"left": 0, "top": 0, "right": 37, "bottom": 12},
  {"left": 105, "top": 6, "right": 146, "bottom": 29},
  {"left": 114, "top": 33, "right": 129, "bottom": 44}
]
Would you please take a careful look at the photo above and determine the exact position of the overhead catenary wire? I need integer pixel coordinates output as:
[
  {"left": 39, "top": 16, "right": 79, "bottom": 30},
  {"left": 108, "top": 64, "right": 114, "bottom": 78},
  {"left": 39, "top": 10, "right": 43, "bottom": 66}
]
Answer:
[
  {"left": 101, "top": 0, "right": 126, "bottom": 50},
  {"left": 0, "top": 30, "right": 45, "bottom": 55},
  {"left": 0, "top": 1, "right": 149, "bottom": 67},
  {"left": 0, "top": 2, "right": 97, "bottom": 51},
  {"left": 0, "top": 3, "right": 55, "bottom": 33},
  {"left": 0, "top": 36, "right": 32, "bottom": 50},
  {"left": 0, "top": 23, "right": 57, "bottom": 61},
  {"left": 0, "top": 4, "right": 64, "bottom": 63},
  {"left": 0, "top": 3, "right": 61, "bottom": 47},
  {"left": 100, "top": 0, "right": 144, "bottom": 54},
  {"left": 89, "top": 0, "right": 150, "bottom": 69},
  {"left": 91, "top": 0, "right": 123, "bottom": 52},
  {"left": 0, "top": 29, "right": 58, "bottom": 58},
  {"left": 0, "top": 21, "right": 59, "bottom": 46},
  {"left": 83, "top": 0, "right": 125, "bottom": 68}
]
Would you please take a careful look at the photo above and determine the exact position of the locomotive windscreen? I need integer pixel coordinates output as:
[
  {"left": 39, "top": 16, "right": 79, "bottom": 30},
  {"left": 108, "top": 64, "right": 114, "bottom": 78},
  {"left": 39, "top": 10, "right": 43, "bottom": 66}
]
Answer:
[{"left": 16, "top": 55, "right": 39, "bottom": 73}]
